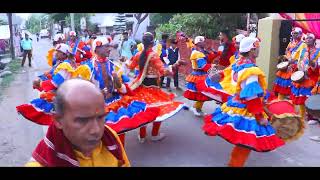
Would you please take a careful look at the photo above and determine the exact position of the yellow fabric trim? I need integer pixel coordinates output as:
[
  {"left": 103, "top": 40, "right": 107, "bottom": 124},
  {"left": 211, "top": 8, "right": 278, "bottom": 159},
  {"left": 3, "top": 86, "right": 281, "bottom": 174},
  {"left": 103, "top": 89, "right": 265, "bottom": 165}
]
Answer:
[
  {"left": 137, "top": 43, "right": 143, "bottom": 52},
  {"left": 156, "top": 43, "right": 162, "bottom": 56},
  {"left": 221, "top": 103, "right": 268, "bottom": 119},
  {"left": 229, "top": 55, "right": 236, "bottom": 65},
  {"left": 236, "top": 67, "right": 267, "bottom": 93},
  {"left": 220, "top": 66, "right": 236, "bottom": 95},
  {"left": 74, "top": 65, "right": 91, "bottom": 80},
  {"left": 190, "top": 51, "right": 205, "bottom": 61},
  {"left": 25, "top": 161, "right": 43, "bottom": 167},
  {"left": 46, "top": 48, "right": 55, "bottom": 67},
  {"left": 54, "top": 62, "right": 75, "bottom": 75}
]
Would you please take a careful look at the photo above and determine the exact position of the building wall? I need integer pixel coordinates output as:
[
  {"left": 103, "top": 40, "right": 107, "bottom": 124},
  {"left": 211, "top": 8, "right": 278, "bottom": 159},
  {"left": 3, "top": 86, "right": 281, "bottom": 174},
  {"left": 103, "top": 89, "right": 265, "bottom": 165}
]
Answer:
[{"left": 256, "top": 17, "right": 282, "bottom": 90}]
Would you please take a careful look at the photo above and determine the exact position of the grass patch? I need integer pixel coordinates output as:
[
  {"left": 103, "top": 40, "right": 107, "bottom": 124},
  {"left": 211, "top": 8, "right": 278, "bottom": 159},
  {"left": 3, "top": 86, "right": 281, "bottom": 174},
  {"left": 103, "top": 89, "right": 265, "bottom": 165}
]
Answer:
[{"left": 0, "top": 58, "right": 22, "bottom": 100}]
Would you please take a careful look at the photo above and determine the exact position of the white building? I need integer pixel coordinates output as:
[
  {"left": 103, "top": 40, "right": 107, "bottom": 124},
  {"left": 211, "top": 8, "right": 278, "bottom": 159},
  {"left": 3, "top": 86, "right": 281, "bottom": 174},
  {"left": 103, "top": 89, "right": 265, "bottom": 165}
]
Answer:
[{"left": 90, "top": 13, "right": 150, "bottom": 41}]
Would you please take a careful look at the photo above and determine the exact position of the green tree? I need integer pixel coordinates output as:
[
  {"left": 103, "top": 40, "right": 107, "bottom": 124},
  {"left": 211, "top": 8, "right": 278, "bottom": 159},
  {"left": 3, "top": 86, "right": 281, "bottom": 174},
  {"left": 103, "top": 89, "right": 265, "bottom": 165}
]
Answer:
[
  {"left": 156, "top": 13, "right": 248, "bottom": 39},
  {"left": 25, "top": 14, "right": 43, "bottom": 33},
  {"left": 150, "top": 13, "right": 176, "bottom": 26},
  {"left": 64, "top": 13, "right": 95, "bottom": 33}
]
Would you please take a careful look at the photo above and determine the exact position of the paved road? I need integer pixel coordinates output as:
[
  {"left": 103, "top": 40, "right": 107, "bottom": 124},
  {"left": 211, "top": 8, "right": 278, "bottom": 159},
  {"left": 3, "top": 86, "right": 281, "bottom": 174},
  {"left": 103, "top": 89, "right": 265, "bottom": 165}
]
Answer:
[{"left": 1, "top": 38, "right": 320, "bottom": 166}]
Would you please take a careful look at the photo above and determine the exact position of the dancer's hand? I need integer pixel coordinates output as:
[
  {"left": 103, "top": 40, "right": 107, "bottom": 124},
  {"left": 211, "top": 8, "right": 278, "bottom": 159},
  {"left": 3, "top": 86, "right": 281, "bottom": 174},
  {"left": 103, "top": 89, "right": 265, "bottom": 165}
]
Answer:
[
  {"left": 33, "top": 79, "right": 41, "bottom": 89},
  {"left": 112, "top": 72, "right": 122, "bottom": 89},
  {"left": 259, "top": 119, "right": 269, "bottom": 126}
]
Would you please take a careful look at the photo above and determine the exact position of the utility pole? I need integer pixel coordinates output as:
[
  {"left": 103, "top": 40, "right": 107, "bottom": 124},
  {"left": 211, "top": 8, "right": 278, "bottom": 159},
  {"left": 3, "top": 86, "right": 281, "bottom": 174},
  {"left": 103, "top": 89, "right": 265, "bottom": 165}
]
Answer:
[
  {"left": 7, "top": 13, "right": 15, "bottom": 59},
  {"left": 70, "top": 13, "right": 75, "bottom": 31},
  {"left": 247, "top": 13, "right": 250, "bottom": 33}
]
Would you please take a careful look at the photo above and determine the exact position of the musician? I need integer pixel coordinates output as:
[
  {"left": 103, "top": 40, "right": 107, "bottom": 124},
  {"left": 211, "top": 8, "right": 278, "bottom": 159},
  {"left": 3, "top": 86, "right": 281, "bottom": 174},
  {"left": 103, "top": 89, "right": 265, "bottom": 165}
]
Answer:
[
  {"left": 286, "top": 27, "right": 306, "bottom": 61},
  {"left": 273, "top": 55, "right": 292, "bottom": 99},
  {"left": 183, "top": 36, "right": 216, "bottom": 117},
  {"left": 66, "top": 31, "right": 92, "bottom": 65},
  {"left": 294, "top": 33, "right": 320, "bottom": 125},
  {"left": 202, "top": 37, "right": 285, "bottom": 167},
  {"left": 289, "top": 33, "right": 318, "bottom": 122}
]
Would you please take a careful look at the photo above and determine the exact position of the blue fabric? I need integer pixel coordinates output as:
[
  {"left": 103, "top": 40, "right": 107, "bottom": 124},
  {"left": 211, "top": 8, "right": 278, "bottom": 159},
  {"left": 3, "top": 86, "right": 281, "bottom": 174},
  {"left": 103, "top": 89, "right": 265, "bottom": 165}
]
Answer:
[
  {"left": 105, "top": 100, "right": 147, "bottom": 122},
  {"left": 274, "top": 77, "right": 292, "bottom": 87},
  {"left": 231, "top": 63, "right": 256, "bottom": 73},
  {"left": 52, "top": 73, "right": 65, "bottom": 87},
  {"left": 31, "top": 98, "right": 54, "bottom": 113},
  {"left": 186, "top": 82, "right": 197, "bottom": 91},
  {"left": 167, "top": 48, "right": 179, "bottom": 65},
  {"left": 197, "top": 58, "right": 207, "bottom": 69},
  {"left": 205, "top": 77, "right": 223, "bottom": 90},
  {"left": 134, "top": 69, "right": 139, "bottom": 76},
  {"left": 291, "top": 86, "right": 312, "bottom": 96},
  {"left": 121, "top": 74, "right": 130, "bottom": 83},
  {"left": 290, "top": 41, "right": 303, "bottom": 54},
  {"left": 96, "top": 61, "right": 113, "bottom": 89},
  {"left": 240, "top": 81, "right": 264, "bottom": 99},
  {"left": 226, "top": 98, "right": 246, "bottom": 109},
  {"left": 38, "top": 74, "right": 49, "bottom": 81},
  {"left": 210, "top": 107, "right": 276, "bottom": 136},
  {"left": 191, "top": 71, "right": 207, "bottom": 75},
  {"left": 234, "top": 51, "right": 239, "bottom": 59},
  {"left": 311, "top": 48, "right": 320, "bottom": 61},
  {"left": 72, "top": 39, "right": 80, "bottom": 55},
  {"left": 105, "top": 93, "right": 121, "bottom": 105},
  {"left": 82, "top": 45, "right": 90, "bottom": 51},
  {"left": 52, "top": 57, "right": 57, "bottom": 66}
]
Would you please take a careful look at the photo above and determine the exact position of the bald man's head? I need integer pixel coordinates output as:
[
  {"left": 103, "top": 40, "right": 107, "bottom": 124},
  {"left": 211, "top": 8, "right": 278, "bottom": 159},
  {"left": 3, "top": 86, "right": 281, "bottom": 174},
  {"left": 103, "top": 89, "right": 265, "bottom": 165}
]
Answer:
[
  {"left": 54, "top": 78, "right": 104, "bottom": 116},
  {"left": 53, "top": 79, "right": 106, "bottom": 156}
]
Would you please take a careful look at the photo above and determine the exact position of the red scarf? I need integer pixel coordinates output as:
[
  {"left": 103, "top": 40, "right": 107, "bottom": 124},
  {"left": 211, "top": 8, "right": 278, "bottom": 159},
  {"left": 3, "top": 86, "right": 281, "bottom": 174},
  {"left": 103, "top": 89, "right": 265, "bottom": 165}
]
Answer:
[
  {"left": 32, "top": 124, "right": 124, "bottom": 167},
  {"left": 97, "top": 56, "right": 108, "bottom": 63}
]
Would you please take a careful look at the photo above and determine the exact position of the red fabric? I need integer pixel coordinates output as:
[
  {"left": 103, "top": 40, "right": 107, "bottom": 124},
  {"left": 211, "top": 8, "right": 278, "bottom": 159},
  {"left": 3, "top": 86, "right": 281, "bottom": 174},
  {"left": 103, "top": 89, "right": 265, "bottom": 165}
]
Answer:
[
  {"left": 183, "top": 90, "right": 211, "bottom": 101},
  {"left": 118, "top": 134, "right": 126, "bottom": 146},
  {"left": 203, "top": 115, "right": 285, "bottom": 152},
  {"left": 16, "top": 104, "right": 53, "bottom": 125},
  {"left": 105, "top": 107, "right": 160, "bottom": 134},
  {"left": 244, "top": 98, "right": 264, "bottom": 115},
  {"left": 266, "top": 100, "right": 297, "bottom": 115},
  {"left": 139, "top": 126, "right": 147, "bottom": 138},
  {"left": 32, "top": 124, "right": 124, "bottom": 167},
  {"left": 273, "top": 84, "right": 291, "bottom": 95},
  {"left": 218, "top": 42, "right": 236, "bottom": 67},
  {"left": 151, "top": 122, "right": 162, "bottom": 136},
  {"left": 290, "top": 95, "right": 308, "bottom": 105},
  {"left": 201, "top": 63, "right": 212, "bottom": 72},
  {"left": 195, "top": 78, "right": 231, "bottom": 103},
  {"left": 307, "top": 67, "right": 319, "bottom": 84},
  {"left": 41, "top": 80, "right": 57, "bottom": 92}
]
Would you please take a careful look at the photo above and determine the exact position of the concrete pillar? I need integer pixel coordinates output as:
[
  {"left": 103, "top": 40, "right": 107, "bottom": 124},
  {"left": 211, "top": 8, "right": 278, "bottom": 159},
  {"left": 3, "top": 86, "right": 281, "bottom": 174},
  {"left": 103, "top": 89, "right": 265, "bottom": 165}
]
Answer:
[{"left": 256, "top": 17, "right": 283, "bottom": 90}]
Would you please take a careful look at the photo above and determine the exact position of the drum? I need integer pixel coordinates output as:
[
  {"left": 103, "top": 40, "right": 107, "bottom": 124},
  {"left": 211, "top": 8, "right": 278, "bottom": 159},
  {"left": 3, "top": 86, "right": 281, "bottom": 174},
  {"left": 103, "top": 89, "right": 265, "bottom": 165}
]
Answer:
[
  {"left": 264, "top": 100, "right": 304, "bottom": 142},
  {"left": 305, "top": 95, "right": 320, "bottom": 119},
  {"left": 277, "top": 61, "right": 289, "bottom": 71},
  {"left": 291, "top": 70, "right": 305, "bottom": 83}
]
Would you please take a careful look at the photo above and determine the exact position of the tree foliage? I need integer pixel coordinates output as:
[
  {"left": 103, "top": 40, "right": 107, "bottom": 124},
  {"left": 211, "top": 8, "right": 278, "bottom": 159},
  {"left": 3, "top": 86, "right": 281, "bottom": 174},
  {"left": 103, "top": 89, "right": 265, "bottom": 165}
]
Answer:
[
  {"left": 25, "top": 14, "right": 43, "bottom": 33},
  {"left": 64, "top": 13, "right": 95, "bottom": 33},
  {"left": 150, "top": 13, "right": 176, "bottom": 26},
  {"left": 155, "top": 13, "right": 249, "bottom": 39}
]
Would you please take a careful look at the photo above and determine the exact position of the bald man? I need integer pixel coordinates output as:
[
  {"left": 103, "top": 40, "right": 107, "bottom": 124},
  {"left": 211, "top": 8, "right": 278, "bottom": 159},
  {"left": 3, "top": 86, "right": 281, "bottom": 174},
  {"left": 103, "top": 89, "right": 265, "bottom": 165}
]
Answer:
[{"left": 26, "top": 79, "right": 130, "bottom": 167}]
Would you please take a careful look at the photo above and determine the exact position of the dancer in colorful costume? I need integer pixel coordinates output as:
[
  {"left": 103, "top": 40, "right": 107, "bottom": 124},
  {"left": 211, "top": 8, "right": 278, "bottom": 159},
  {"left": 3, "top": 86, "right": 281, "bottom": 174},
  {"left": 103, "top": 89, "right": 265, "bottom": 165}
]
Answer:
[
  {"left": 86, "top": 36, "right": 160, "bottom": 145},
  {"left": 66, "top": 31, "right": 92, "bottom": 65},
  {"left": 195, "top": 34, "right": 246, "bottom": 104},
  {"left": 183, "top": 36, "right": 216, "bottom": 116},
  {"left": 202, "top": 37, "right": 285, "bottom": 167},
  {"left": 290, "top": 33, "right": 319, "bottom": 122},
  {"left": 126, "top": 32, "right": 186, "bottom": 143},
  {"left": 16, "top": 44, "right": 91, "bottom": 125}
]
